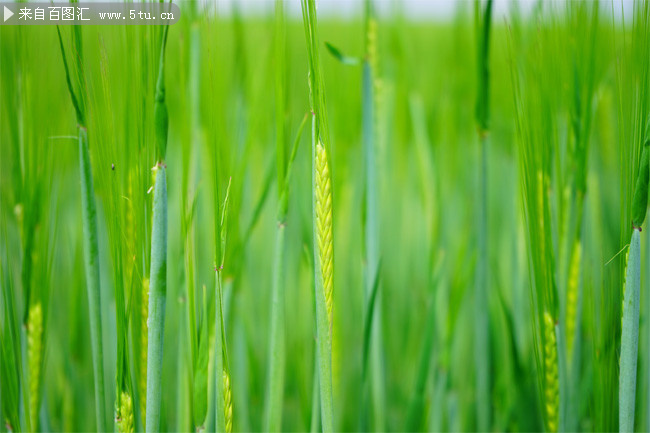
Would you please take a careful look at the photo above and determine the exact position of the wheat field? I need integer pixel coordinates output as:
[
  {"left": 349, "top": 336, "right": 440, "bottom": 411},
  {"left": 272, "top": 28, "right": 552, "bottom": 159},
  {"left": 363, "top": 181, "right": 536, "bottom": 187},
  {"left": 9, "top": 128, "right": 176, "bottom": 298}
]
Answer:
[{"left": 1, "top": 1, "right": 650, "bottom": 432}]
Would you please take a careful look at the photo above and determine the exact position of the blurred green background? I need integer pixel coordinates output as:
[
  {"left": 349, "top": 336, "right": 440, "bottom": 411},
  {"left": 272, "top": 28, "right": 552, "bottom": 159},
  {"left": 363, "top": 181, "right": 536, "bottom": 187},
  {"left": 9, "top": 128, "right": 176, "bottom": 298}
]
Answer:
[{"left": 1, "top": 1, "right": 650, "bottom": 432}]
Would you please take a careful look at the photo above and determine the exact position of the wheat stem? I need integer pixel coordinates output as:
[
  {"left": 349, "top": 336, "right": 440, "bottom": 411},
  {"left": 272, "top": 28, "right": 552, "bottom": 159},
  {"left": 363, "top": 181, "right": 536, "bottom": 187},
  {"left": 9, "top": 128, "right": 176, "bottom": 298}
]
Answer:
[
  {"left": 145, "top": 20, "right": 170, "bottom": 433},
  {"left": 79, "top": 126, "right": 108, "bottom": 432},
  {"left": 620, "top": 228, "right": 641, "bottom": 432},
  {"left": 264, "top": 2, "right": 288, "bottom": 429},
  {"left": 139, "top": 278, "right": 149, "bottom": 427},
  {"left": 145, "top": 164, "right": 168, "bottom": 433},
  {"left": 264, "top": 223, "right": 286, "bottom": 432},
  {"left": 474, "top": 1, "right": 493, "bottom": 429},
  {"left": 57, "top": 25, "right": 108, "bottom": 430},
  {"left": 213, "top": 272, "right": 226, "bottom": 433},
  {"left": 361, "top": 7, "right": 385, "bottom": 430}
]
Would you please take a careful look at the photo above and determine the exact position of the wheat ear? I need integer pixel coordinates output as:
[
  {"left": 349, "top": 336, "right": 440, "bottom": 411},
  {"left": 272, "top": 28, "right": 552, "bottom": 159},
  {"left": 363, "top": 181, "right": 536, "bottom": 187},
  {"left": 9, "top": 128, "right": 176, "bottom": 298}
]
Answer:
[
  {"left": 316, "top": 141, "right": 333, "bottom": 329},
  {"left": 544, "top": 311, "right": 559, "bottom": 432},
  {"left": 27, "top": 302, "right": 43, "bottom": 430},
  {"left": 117, "top": 392, "right": 134, "bottom": 433}
]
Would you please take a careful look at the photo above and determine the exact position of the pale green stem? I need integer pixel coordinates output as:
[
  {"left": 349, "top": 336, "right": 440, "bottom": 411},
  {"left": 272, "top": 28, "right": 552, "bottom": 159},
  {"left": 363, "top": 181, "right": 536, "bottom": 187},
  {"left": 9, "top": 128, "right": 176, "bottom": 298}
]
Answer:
[
  {"left": 264, "top": 224, "right": 286, "bottom": 432},
  {"left": 214, "top": 272, "right": 226, "bottom": 433},
  {"left": 176, "top": 301, "right": 191, "bottom": 432},
  {"left": 362, "top": 51, "right": 385, "bottom": 433},
  {"left": 310, "top": 345, "right": 320, "bottom": 433},
  {"left": 79, "top": 127, "right": 107, "bottom": 433},
  {"left": 145, "top": 165, "right": 167, "bottom": 433},
  {"left": 620, "top": 228, "right": 641, "bottom": 433},
  {"left": 475, "top": 132, "right": 490, "bottom": 432},
  {"left": 474, "top": 0, "right": 492, "bottom": 428}
]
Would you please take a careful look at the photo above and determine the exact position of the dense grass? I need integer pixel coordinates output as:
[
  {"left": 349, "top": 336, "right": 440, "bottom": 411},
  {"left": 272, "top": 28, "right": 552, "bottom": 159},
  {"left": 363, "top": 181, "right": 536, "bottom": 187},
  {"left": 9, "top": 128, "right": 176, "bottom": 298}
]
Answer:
[{"left": 1, "top": 1, "right": 650, "bottom": 432}]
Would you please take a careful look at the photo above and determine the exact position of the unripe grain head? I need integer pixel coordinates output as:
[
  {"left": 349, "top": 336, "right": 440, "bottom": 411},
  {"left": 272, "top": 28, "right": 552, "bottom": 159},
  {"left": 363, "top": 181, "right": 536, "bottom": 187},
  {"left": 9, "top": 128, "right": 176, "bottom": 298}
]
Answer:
[
  {"left": 27, "top": 302, "right": 43, "bottom": 430},
  {"left": 315, "top": 141, "right": 333, "bottom": 329},
  {"left": 543, "top": 311, "right": 559, "bottom": 433},
  {"left": 223, "top": 370, "right": 233, "bottom": 433},
  {"left": 117, "top": 392, "right": 134, "bottom": 433}
]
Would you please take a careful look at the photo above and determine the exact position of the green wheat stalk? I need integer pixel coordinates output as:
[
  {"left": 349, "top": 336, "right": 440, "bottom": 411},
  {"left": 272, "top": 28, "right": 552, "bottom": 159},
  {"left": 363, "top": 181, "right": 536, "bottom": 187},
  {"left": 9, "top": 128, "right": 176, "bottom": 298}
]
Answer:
[
  {"left": 301, "top": 0, "right": 334, "bottom": 431},
  {"left": 56, "top": 24, "right": 107, "bottom": 433},
  {"left": 561, "top": 6, "right": 599, "bottom": 429},
  {"left": 509, "top": 12, "right": 565, "bottom": 431},
  {"left": 264, "top": 220, "right": 287, "bottom": 433},
  {"left": 620, "top": 139, "right": 649, "bottom": 432},
  {"left": 140, "top": 278, "right": 149, "bottom": 426},
  {"left": 263, "top": 82, "right": 308, "bottom": 433},
  {"left": 264, "top": 2, "right": 288, "bottom": 430},
  {"left": 361, "top": 2, "right": 386, "bottom": 430},
  {"left": 213, "top": 179, "right": 233, "bottom": 433},
  {"left": 145, "top": 21, "right": 170, "bottom": 433},
  {"left": 182, "top": 6, "right": 204, "bottom": 429},
  {"left": 616, "top": 3, "right": 650, "bottom": 431},
  {"left": 474, "top": 1, "right": 493, "bottom": 430}
]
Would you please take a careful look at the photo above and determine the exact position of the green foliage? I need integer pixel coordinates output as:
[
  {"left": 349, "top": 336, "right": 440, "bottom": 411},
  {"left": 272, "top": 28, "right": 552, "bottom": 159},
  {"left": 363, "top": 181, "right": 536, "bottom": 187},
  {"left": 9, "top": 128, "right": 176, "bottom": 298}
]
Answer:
[
  {"left": 325, "top": 42, "right": 360, "bottom": 66},
  {"left": 301, "top": 1, "right": 335, "bottom": 431},
  {"left": 474, "top": 1, "right": 493, "bottom": 430},
  {"left": 475, "top": 0, "right": 493, "bottom": 134},
  {"left": 58, "top": 24, "right": 108, "bottom": 433},
  {"left": 146, "top": 21, "right": 171, "bottom": 433},
  {"left": 2, "top": 3, "right": 650, "bottom": 433}
]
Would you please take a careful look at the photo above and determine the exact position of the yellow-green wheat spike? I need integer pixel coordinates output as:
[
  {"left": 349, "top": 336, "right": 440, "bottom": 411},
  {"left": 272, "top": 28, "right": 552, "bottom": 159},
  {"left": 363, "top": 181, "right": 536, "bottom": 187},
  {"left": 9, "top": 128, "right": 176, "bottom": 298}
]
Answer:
[
  {"left": 316, "top": 141, "right": 334, "bottom": 329},
  {"left": 566, "top": 241, "right": 581, "bottom": 359},
  {"left": 27, "top": 302, "right": 43, "bottom": 431},
  {"left": 117, "top": 392, "right": 134, "bottom": 433},
  {"left": 544, "top": 311, "right": 559, "bottom": 433},
  {"left": 140, "top": 278, "right": 149, "bottom": 425},
  {"left": 223, "top": 370, "right": 233, "bottom": 433}
]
